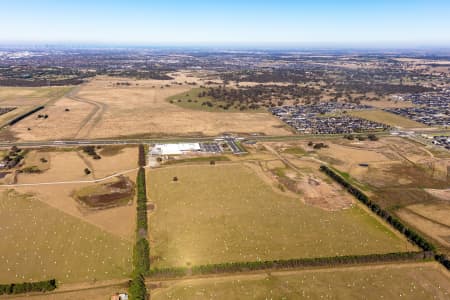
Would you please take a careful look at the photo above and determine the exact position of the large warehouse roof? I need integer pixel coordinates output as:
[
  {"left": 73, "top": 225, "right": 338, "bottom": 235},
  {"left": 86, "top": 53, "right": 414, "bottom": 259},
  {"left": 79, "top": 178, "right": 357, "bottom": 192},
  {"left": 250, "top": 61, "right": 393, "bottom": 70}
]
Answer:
[{"left": 151, "top": 143, "right": 201, "bottom": 155}]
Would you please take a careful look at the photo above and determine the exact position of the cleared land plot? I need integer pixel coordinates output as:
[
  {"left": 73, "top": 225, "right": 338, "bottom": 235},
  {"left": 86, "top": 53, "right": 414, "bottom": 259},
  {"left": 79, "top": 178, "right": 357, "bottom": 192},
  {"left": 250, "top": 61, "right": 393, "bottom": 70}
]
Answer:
[
  {"left": 397, "top": 204, "right": 450, "bottom": 248},
  {"left": 11, "top": 76, "right": 290, "bottom": 141},
  {"left": 294, "top": 136, "right": 450, "bottom": 253},
  {"left": 0, "top": 190, "right": 132, "bottom": 284},
  {"left": 301, "top": 137, "right": 450, "bottom": 190},
  {"left": 361, "top": 99, "right": 415, "bottom": 109},
  {"left": 74, "top": 175, "right": 135, "bottom": 209},
  {"left": 151, "top": 263, "right": 450, "bottom": 300},
  {"left": 349, "top": 109, "right": 428, "bottom": 129},
  {"left": 148, "top": 164, "right": 411, "bottom": 269}
]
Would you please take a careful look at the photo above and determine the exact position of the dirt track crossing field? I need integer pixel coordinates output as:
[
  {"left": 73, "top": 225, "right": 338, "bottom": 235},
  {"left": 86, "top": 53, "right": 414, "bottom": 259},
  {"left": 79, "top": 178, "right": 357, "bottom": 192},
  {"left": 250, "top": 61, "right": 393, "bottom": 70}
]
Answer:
[{"left": 150, "top": 262, "right": 450, "bottom": 300}]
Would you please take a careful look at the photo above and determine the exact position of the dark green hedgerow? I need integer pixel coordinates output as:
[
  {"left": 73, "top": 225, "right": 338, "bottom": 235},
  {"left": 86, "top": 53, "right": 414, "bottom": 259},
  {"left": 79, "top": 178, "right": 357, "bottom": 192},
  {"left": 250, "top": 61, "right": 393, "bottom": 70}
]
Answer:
[
  {"left": 319, "top": 165, "right": 435, "bottom": 252},
  {"left": 128, "top": 274, "right": 146, "bottom": 300},
  {"left": 138, "top": 144, "right": 146, "bottom": 167},
  {"left": 0, "top": 279, "right": 57, "bottom": 295},
  {"left": 129, "top": 166, "right": 150, "bottom": 299},
  {"left": 148, "top": 251, "right": 431, "bottom": 278},
  {"left": 136, "top": 167, "right": 148, "bottom": 238},
  {"left": 435, "top": 254, "right": 450, "bottom": 271},
  {"left": 133, "top": 238, "right": 150, "bottom": 275}
]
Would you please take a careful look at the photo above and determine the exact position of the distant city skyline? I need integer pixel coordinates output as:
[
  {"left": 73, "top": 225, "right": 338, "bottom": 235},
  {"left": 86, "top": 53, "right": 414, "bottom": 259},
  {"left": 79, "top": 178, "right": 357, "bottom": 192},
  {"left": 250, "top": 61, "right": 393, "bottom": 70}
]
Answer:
[{"left": 1, "top": 0, "right": 450, "bottom": 47}]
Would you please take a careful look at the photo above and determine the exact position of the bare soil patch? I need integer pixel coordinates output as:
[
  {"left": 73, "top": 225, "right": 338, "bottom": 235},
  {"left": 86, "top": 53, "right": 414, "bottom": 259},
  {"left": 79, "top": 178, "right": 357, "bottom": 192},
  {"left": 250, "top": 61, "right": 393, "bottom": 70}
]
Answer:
[
  {"left": 426, "top": 189, "right": 450, "bottom": 202},
  {"left": 74, "top": 175, "right": 135, "bottom": 210}
]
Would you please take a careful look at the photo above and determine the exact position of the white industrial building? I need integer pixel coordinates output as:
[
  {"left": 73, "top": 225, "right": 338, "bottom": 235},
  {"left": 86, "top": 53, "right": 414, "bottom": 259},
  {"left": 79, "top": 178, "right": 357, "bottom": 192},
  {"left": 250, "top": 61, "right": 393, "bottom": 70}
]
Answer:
[{"left": 151, "top": 143, "right": 201, "bottom": 155}]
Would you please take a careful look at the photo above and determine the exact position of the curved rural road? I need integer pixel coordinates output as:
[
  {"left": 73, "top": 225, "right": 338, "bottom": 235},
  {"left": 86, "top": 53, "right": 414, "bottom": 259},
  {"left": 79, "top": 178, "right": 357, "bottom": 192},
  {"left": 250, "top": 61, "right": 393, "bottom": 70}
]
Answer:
[
  {"left": 66, "top": 84, "right": 108, "bottom": 139},
  {"left": 0, "top": 166, "right": 141, "bottom": 188}
]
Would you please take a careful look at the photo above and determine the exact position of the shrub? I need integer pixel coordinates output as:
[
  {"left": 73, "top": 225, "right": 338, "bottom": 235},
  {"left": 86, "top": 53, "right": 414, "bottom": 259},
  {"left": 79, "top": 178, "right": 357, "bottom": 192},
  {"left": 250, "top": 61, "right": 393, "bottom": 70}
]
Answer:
[{"left": 128, "top": 274, "right": 147, "bottom": 300}]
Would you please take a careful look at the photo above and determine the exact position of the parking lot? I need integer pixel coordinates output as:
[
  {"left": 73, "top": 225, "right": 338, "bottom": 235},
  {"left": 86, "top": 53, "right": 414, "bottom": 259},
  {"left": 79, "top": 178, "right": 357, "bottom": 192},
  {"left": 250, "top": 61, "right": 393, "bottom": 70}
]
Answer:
[{"left": 199, "top": 142, "right": 222, "bottom": 153}]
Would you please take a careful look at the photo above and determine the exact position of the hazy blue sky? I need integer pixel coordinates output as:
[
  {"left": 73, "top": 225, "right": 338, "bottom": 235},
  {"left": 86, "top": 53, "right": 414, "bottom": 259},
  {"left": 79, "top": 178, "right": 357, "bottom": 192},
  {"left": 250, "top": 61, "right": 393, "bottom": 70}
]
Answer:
[{"left": 1, "top": 0, "right": 449, "bottom": 46}]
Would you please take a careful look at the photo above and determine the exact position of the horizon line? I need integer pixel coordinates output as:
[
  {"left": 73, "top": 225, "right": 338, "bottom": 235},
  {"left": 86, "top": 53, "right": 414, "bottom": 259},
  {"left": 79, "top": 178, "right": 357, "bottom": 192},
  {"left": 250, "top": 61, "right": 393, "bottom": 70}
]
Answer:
[{"left": 1, "top": 41, "right": 450, "bottom": 51}]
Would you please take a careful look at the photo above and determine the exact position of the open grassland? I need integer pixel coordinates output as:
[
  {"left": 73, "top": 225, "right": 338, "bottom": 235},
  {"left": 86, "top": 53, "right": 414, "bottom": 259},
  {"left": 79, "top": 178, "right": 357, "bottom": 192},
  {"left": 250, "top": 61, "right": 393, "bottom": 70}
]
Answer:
[
  {"left": 9, "top": 285, "right": 125, "bottom": 300},
  {"left": 148, "top": 164, "right": 412, "bottom": 269},
  {"left": 11, "top": 76, "right": 290, "bottom": 141},
  {"left": 0, "top": 86, "right": 72, "bottom": 127},
  {"left": 151, "top": 263, "right": 450, "bottom": 300},
  {"left": 0, "top": 190, "right": 132, "bottom": 284},
  {"left": 349, "top": 109, "right": 428, "bottom": 129},
  {"left": 10, "top": 96, "right": 96, "bottom": 141}
]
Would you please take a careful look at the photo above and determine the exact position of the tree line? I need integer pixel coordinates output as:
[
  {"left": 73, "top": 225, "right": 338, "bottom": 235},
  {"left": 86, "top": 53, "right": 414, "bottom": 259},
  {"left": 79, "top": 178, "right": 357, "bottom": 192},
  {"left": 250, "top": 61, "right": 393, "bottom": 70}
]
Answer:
[
  {"left": 138, "top": 144, "right": 146, "bottom": 167},
  {"left": 129, "top": 148, "right": 150, "bottom": 299},
  {"left": 319, "top": 165, "right": 435, "bottom": 252},
  {"left": 319, "top": 165, "right": 450, "bottom": 271},
  {"left": 148, "top": 251, "right": 431, "bottom": 279},
  {"left": 8, "top": 106, "right": 45, "bottom": 126},
  {"left": 0, "top": 279, "right": 56, "bottom": 295}
]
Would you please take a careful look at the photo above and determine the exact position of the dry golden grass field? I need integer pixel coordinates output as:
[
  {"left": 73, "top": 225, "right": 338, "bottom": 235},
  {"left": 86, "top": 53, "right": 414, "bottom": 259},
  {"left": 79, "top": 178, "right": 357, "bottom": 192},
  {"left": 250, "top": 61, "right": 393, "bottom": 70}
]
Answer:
[
  {"left": 0, "top": 190, "right": 132, "bottom": 284},
  {"left": 147, "top": 163, "right": 413, "bottom": 269},
  {"left": 151, "top": 263, "right": 450, "bottom": 300},
  {"left": 9, "top": 74, "right": 291, "bottom": 141},
  {"left": 0, "top": 86, "right": 72, "bottom": 132},
  {"left": 9, "top": 285, "right": 125, "bottom": 300}
]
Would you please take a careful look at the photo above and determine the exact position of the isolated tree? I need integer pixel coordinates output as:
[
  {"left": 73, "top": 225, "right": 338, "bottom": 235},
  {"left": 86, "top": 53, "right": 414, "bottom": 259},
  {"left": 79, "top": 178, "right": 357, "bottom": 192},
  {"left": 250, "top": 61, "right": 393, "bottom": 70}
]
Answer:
[{"left": 368, "top": 134, "right": 379, "bottom": 141}]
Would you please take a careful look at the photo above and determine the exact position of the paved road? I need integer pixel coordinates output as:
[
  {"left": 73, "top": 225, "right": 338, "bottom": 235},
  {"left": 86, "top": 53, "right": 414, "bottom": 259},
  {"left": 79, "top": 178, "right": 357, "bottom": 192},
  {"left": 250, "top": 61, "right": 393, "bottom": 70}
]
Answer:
[
  {"left": 0, "top": 128, "right": 447, "bottom": 149},
  {"left": 0, "top": 132, "right": 389, "bottom": 148}
]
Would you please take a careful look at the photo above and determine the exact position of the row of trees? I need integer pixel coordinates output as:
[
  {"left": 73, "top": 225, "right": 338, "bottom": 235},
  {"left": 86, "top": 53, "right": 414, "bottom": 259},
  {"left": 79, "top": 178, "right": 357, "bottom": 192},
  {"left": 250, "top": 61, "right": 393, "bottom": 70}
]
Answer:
[
  {"left": 8, "top": 106, "right": 44, "bottom": 126},
  {"left": 0, "top": 279, "right": 57, "bottom": 295},
  {"left": 148, "top": 251, "right": 430, "bottom": 279},
  {"left": 138, "top": 144, "right": 146, "bottom": 167},
  {"left": 130, "top": 148, "right": 150, "bottom": 299},
  {"left": 0, "top": 78, "right": 84, "bottom": 87},
  {"left": 319, "top": 165, "right": 435, "bottom": 253}
]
